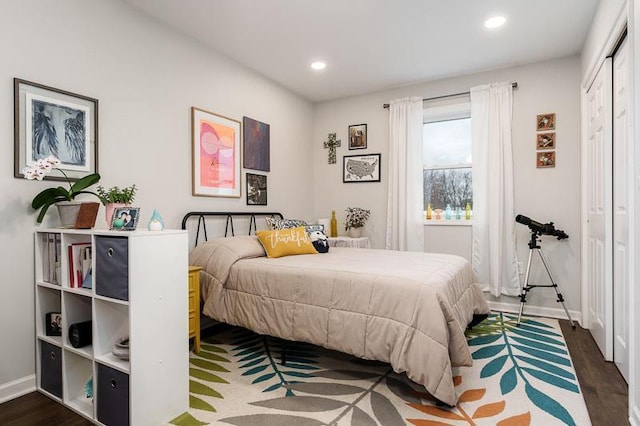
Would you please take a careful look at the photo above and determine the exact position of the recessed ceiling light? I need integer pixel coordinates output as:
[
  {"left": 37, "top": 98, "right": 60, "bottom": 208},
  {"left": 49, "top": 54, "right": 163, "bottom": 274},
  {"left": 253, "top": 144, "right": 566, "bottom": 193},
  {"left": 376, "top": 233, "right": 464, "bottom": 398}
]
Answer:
[
  {"left": 310, "top": 61, "right": 326, "bottom": 70},
  {"left": 484, "top": 16, "right": 506, "bottom": 29}
]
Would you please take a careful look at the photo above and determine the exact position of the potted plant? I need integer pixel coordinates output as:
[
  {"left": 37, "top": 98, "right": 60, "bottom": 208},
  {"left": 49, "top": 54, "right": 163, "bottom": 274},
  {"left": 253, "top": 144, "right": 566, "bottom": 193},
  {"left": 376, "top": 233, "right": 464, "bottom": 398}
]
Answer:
[
  {"left": 24, "top": 156, "right": 101, "bottom": 226},
  {"left": 97, "top": 184, "right": 137, "bottom": 225},
  {"left": 344, "top": 207, "right": 370, "bottom": 238}
]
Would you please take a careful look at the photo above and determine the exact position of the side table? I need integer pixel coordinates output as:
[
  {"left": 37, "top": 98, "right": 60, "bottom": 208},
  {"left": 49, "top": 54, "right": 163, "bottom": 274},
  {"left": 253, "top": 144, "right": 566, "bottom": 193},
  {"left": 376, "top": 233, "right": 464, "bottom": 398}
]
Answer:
[
  {"left": 327, "top": 236, "right": 371, "bottom": 249},
  {"left": 188, "top": 265, "right": 202, "bottom": 353}
]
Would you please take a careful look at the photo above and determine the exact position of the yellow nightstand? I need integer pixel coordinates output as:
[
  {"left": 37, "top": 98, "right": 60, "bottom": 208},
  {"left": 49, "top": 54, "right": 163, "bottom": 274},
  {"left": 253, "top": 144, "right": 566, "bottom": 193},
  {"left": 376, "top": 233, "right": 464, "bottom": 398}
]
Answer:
[{"left": 188, "top": 266, "right": 202, "bottom": 353}]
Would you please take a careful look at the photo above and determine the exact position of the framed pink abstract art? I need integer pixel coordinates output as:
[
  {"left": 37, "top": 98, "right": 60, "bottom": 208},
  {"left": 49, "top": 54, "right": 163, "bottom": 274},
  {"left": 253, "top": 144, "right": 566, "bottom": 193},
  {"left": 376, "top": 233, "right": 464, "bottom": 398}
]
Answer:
[{"left": 191, "top": 107, "right": 241, "bottom": 197}]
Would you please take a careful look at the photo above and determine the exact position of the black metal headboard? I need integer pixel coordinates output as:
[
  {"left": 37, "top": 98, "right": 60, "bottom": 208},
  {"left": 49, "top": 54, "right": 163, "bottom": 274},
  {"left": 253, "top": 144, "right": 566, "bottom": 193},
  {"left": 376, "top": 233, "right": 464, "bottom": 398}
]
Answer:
[{"left": 181, "top": 211, "right": 284, "bottom": 247}]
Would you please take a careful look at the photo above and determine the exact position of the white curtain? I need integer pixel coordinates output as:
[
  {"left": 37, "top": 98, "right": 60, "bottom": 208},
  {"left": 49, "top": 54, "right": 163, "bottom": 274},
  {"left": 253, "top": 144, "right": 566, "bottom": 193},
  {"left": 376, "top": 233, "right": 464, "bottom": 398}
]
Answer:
[
  {"left": 470, "top": 82, "right": 520, "bottom": 296},
  {"left": 385, "top": 97, "right": 424, "bottom": 251}
]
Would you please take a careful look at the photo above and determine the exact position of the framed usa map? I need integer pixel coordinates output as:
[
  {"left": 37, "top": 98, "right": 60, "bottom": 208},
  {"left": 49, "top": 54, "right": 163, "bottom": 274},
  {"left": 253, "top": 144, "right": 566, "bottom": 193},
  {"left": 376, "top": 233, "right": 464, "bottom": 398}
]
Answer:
[{"left": 343, "top": 153, "right": 381, "bottom": 183}]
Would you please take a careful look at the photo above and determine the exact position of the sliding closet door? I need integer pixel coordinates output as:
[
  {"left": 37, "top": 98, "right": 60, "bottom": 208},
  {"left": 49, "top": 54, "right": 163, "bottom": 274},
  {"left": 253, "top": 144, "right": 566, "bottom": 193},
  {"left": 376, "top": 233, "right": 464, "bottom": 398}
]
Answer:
[
  {"left": 585, "top": 58, "right": 613, "bottom": 361},
  {"left": 612, "top": 37, "right": 630, "bottom": 382}
]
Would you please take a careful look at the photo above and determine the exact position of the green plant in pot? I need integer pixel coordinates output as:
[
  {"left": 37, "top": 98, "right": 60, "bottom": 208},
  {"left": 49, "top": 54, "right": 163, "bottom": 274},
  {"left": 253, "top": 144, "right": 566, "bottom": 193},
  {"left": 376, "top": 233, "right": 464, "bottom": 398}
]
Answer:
[
  {"left": 97, "top": 184, "right": 137, "bottom": 226},
  {"left": 344, "top": 206, "right": 370, "bottom": 238},
  {"left": 24, "top": 156, "right": 101, "bottom": 225}
]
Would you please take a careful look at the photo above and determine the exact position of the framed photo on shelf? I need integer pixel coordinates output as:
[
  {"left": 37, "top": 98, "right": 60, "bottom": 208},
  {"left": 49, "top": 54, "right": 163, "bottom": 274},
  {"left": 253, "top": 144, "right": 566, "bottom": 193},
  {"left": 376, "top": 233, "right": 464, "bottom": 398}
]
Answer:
[
  {"left": 243, "top": 116, "right": 270, "bottom": 172},
  {"left": 536, "top": 113, "right": 556, "bottom": 131},
  {"left": 536, "top": 132, "right": 556, "bottom": 149},
  {"left": 191, "top": 107, "right": 241, "bottom": 198},
  {"left": 246, "top": 173, "right": 267, "bottom": 205},
  {"left": 111, "top": 207, "right": 140, "bottom": 230},
  {"left": 46, "top": 312, "right": 62, "bottom": 336},
  {"left": 348, "top": 123, "right": 367, "bottom": 150},
  {"left": 14, "top": 78, "right": 98, "bottom": 181},
  {"left": 343, "top": 153, "right": 381, "bottom": 183},
  {"left": 536, "top": 151, "right": 556, "bottom": 168}
]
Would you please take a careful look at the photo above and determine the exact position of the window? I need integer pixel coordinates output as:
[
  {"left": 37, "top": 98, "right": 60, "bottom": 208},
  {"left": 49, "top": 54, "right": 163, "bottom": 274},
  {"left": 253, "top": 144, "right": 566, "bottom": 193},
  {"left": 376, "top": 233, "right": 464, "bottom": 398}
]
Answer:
[{"left": 423, "top": 100, "right": 472, "bottom": 218}]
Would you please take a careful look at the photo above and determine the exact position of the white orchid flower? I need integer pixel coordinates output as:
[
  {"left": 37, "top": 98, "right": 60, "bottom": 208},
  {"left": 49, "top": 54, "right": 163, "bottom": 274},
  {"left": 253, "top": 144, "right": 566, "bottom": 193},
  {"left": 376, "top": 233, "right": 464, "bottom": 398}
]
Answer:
[{"left": 23, "top": 166, "right": 36, "bottom": 180}]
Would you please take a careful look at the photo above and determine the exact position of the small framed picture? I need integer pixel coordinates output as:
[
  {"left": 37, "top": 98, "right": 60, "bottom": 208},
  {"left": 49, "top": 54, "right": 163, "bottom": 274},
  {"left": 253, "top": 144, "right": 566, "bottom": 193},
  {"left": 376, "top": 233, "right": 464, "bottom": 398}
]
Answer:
[
  {"left": 536, "top": 113, "right": 556, "bottom": 131},
  {"left": 348, "top": 124, "right": 367, "bottom": 150},
  {"left": 111, "top": 207, "right": 140, "bottom": 230},
  {"left": 246, "top": 173, "right": 267, "bottom": 205},
  {"left": 46, "top": 312, "right": 62, "bottom": 336},
  {"left": 537, "top": 151, "right": 556, "bottom": 168},
  {"left": 343, "top": 153, "right": 381, "bottom": 183},
  {"left": 536, "top": 132, "right": 556, "bottom": 149}
]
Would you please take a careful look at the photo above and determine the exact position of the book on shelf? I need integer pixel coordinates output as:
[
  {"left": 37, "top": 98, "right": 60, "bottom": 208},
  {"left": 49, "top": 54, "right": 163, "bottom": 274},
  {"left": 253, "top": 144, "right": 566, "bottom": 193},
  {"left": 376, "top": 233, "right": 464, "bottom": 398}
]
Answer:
[
  {"left": 42, "top": 233, "right": 61, "bottom": 285},
  {"left": 68, "top": 242, "right": 91, "bottom": 288}
]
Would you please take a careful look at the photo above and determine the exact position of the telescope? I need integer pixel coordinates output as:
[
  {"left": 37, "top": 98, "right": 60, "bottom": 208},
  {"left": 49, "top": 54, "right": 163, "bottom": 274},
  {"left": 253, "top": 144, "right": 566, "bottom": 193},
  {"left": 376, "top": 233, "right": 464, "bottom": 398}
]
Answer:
[{"left": 515, "top": 214, "right": 568, "bottom": 240}]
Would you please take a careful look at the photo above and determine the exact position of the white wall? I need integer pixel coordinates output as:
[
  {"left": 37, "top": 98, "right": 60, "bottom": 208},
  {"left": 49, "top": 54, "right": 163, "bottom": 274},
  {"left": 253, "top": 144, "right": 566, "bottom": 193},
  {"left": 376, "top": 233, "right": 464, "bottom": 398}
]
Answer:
[
  {"left": 313, "top": 56, "right": 583, "bottom": 316},
  {"left": 0, "top": 0, "right": 313, "bottom": 394}
]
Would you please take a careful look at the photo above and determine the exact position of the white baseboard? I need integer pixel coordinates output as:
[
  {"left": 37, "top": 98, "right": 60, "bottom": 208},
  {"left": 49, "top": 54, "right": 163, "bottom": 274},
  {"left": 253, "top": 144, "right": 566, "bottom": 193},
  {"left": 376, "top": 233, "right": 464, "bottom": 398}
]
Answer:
[
  {"left": 631, "top": 404, "right": 640, "bottom": 426},
  {"left": 0, "top": 375, "right": 36, "bottom": 404},
  {"left": 488, "top": 300, "right": 583, "bottom": 327}
]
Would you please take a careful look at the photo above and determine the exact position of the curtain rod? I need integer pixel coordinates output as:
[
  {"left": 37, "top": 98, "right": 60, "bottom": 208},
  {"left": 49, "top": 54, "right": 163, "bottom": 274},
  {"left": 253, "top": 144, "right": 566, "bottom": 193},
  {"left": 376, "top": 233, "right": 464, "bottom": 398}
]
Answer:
[{"left": 382, "top": 82, "right": 518, "bottom": 109}]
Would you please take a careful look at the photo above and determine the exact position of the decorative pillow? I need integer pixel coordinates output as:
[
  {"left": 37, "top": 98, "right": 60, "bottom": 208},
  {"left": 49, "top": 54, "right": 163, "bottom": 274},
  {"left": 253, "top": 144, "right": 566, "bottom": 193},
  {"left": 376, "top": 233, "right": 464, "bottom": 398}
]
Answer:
[
  {"left": 256, "top": 226, "right": 318, "bottom": 258},
  {"left": 265, "top": 217, "right": 308, "bottom": 230},
  {"left": 309, "top": 230, "right": 329, "bottom": 253}
]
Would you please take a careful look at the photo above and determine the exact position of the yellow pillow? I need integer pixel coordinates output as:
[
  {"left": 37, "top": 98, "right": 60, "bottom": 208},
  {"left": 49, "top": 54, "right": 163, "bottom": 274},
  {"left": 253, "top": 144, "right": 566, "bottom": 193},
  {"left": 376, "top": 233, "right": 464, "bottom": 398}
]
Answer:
[{"left": 256, "top": 226, "right": 318, "bottom": 258}]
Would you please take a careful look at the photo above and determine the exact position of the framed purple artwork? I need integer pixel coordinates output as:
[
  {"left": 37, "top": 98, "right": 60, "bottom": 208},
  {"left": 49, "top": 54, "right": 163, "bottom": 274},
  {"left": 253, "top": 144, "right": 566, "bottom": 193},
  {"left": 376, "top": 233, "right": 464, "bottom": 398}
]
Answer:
[{"left": 243, "top": 116, "right": 270, "bottom": 172}]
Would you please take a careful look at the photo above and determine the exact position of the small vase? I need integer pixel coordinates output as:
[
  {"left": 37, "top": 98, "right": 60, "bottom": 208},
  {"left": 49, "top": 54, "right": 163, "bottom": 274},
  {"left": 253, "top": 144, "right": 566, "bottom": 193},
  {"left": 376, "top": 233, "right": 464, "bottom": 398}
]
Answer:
[
  {"left": 348, "top": 227, "right": 362, "bottom": 238},
  {"left": 106, "top": 203, "right": 129, "bottom": 226}
]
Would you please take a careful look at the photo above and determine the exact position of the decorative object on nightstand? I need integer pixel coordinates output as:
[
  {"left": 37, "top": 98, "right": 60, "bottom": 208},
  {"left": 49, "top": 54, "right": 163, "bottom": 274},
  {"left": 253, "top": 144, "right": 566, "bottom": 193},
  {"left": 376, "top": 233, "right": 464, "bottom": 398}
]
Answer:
[
  {"left": 344, "top": 206, "right": 370, "bottom": 237},
  {"left": 330, "top": 210, "right": 338, "bottom": 237},
  {"left": 148, "top": 208, "right": 165, "bottom": 231},
  {"left": 97, "top": 184, "right": 137, "bottom": 226},
  {"left": 189, "top": 266, "right": 202, "bottom": 353}
]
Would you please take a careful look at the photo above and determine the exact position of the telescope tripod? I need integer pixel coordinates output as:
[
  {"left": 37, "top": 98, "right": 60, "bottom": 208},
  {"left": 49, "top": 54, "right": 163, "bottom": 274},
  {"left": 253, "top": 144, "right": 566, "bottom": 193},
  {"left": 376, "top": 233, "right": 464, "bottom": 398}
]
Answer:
[{"left": 517, "top": 231, "right": 576, "bottom": 328}]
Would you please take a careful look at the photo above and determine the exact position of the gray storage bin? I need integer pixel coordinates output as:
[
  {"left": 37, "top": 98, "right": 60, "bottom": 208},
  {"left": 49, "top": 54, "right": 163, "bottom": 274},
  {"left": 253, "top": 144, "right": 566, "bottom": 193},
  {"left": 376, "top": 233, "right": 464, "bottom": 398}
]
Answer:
[
  {"left": 97, "top": 363, "right": 130, "bottom": 426},
  {"left": 40, "top": 341, "right": 62, "bottom": 398},
  {"left": 95, "top": 236, "right": 129, "bottom": 301}
]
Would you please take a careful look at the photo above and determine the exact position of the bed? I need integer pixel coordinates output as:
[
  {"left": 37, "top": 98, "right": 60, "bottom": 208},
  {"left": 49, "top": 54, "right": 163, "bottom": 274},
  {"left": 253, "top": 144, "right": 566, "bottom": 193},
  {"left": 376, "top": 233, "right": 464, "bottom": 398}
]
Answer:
[{"left": 183, "top": 212, "right": 490, "bottom": 405}]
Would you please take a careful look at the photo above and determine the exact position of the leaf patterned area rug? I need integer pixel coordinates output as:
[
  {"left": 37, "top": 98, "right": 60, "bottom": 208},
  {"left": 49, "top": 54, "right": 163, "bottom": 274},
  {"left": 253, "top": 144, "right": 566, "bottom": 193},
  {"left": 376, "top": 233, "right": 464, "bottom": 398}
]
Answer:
[{"left": 170, "top": 313, "right": 591, "bottom": 426}]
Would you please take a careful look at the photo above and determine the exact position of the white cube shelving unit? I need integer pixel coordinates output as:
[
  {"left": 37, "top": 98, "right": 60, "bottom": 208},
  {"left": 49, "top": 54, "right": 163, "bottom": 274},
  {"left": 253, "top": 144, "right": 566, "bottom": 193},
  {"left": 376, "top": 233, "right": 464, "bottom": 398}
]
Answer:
[{"left": 34, "top": 228, "right": 189, "bottom": 425}]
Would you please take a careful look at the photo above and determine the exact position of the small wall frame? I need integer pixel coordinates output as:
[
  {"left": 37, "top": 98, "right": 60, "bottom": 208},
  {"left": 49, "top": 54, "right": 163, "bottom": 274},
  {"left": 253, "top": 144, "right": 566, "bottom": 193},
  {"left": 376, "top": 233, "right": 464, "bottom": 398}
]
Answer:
[
  {"left": 536, "top": 151, "right": 556, "bottom": 168},
  {"left": 536, "top": 132, "right": 556, "bottom": 150},
  {"left": 246, "top": 173, "right": 267, "bottom": 205},
  {"left": 348, "top": 124, "right": 367, "bottom": 150},
  {"left": 536, "top": 113, "right": 556, "bottom": 131}
]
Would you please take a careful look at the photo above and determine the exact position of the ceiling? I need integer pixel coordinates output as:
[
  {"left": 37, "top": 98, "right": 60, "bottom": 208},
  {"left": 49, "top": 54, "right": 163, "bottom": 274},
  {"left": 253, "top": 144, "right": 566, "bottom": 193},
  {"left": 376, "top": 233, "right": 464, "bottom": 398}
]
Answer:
[{"left": 123, "top": 0, "right": 600, "bottom": 102}]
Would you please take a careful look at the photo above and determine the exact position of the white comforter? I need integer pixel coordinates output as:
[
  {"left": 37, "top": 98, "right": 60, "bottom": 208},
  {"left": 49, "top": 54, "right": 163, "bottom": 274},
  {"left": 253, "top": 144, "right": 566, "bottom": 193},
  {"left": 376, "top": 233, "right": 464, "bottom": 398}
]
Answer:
[{"left": 189, "top": 236, "right": 490, "bottom": 405}]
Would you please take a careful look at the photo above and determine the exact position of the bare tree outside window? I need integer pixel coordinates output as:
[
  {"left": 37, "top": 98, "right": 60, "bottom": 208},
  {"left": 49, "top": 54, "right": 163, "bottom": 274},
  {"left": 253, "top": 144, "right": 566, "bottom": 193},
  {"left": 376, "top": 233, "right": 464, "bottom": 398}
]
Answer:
[
  {"left": 423, "top": 114, "right": 472, "bottom": 215},
  {"left": 423, "top": 168, "right": 472, "bottom": 210}
]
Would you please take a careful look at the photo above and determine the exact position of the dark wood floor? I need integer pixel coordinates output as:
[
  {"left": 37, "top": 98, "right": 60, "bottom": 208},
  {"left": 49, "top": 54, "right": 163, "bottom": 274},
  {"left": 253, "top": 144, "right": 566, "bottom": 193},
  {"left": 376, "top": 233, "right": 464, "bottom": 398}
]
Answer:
[
  {"left": 0, "top": 320, "right": 629, "bottom": 425},
  {"left": 559, "top": 320, "right": 629, "bottom": 425}
]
